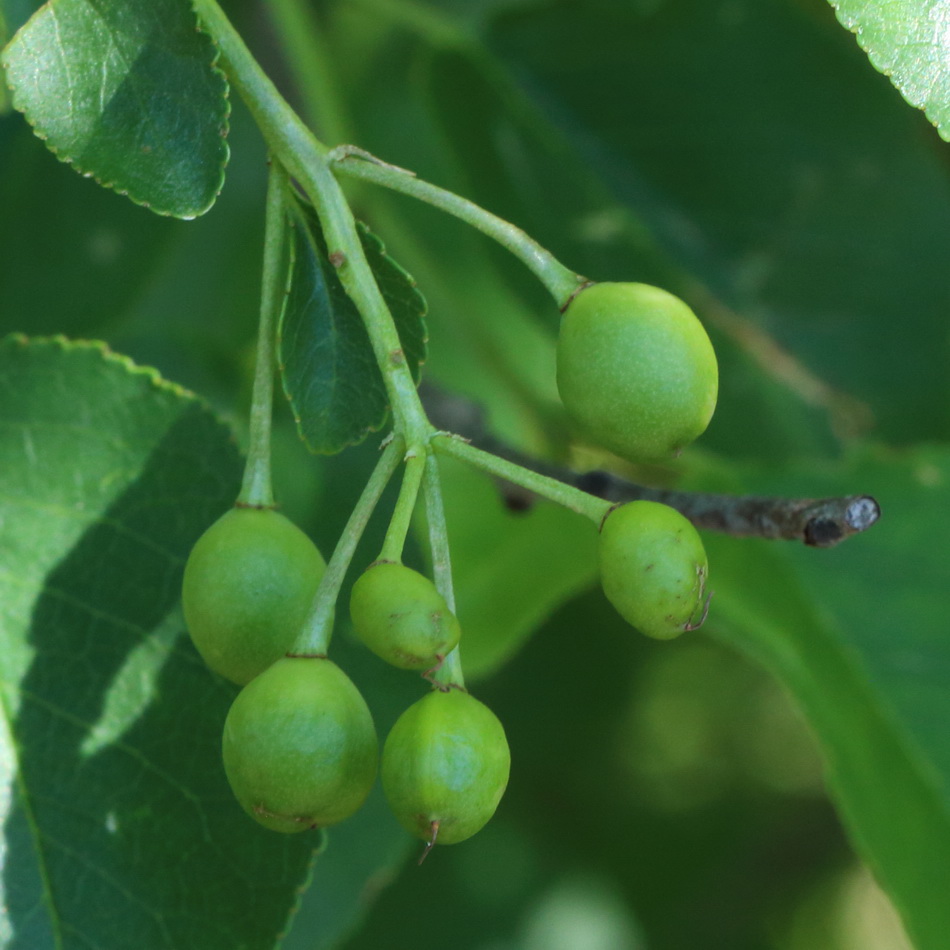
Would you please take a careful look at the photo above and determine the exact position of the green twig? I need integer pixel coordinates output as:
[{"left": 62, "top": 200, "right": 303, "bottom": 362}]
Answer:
[
  {"left": 291, "top": 437, "right": 404, "bottom": 655},
  {"left": 328, "top": 146, "right": 586, "bottom": 308}
]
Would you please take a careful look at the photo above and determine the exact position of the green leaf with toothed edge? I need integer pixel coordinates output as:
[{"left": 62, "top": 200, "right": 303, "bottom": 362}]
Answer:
[
  {"left": 0, "top": 0, "right": 229, "bottom": 217},
  {"left": 829, "top": 0, "right": 950, "bottom": 141},
  {"left": 0, "top": 335, "right": 323, "bottom": 949},
  {"left": 279, "top": 194, "right": 427, "bottom": 455}
]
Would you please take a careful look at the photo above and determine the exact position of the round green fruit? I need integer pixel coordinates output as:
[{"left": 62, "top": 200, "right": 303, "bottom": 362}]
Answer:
[
  {"left": 382, "top": 688, "right": 510, "bottom": 846},
  {"left": 599, "top": 500, "right": 708, "bottom": 640},
  {"left": 222, "top": 657, "right": 378, "bottom": 833},
  {"left": 556, "top": 282, "right": 718, "bottom": 462},
  {"left": 350, "top": 562, "right": 461, "bottom": 670},
  {"left": 182, "top": 507, "right": 325, "bottom": 685}
]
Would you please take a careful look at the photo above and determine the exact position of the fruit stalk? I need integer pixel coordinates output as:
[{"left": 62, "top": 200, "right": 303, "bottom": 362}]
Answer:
[
  {"left": 379, "top": 446, "right": 426, "bottom": 562},
  {"left": 422, "top": 451, "right": 465, "bottom": 688},
  {"left": 291, "top": 436, "right": 405, "bottom": 655},
  {"left": 238, "top": 157, "right": 290, "bottom": 509}
]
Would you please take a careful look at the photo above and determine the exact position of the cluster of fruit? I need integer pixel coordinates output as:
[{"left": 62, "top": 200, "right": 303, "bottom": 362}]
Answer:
[
  {"left": 558, "top": 282, "right": 715, "bottom": 637},
  {"left": 180, "top": 279, "right": 717, "bottom": 850},
  {"left": 182, "top": 511, "right": 509, "bottom": 847}
]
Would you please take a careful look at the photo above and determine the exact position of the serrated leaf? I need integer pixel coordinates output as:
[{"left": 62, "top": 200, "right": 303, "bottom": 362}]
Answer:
[
  {"left": 1, "top": 0, "right": 229, "bottom": 217},
  {"left": 279, "top": 196, "right": 427, "bottom": 454},
  {"left": 0, "top": 336, "right": 322, "bottom": 949},
  {"left": 830, "top": 0, "right": 950, "bottom": 140},
  {"left": 358, "top": 224, "right": 427, "bottom": 377}
]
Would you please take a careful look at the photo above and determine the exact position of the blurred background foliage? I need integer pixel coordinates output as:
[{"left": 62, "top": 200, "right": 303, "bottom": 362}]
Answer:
[{"left": 2, "top": 0, "right": 948, "bottom": 947}]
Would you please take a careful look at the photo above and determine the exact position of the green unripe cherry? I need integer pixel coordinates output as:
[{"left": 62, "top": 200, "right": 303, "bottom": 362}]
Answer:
[
  {"left": 182, "top": 507, "right": 325, "bottom": 685},
  {"left": 382, "top": 688, "right": 510, "bottom": 846},
  {"left": 599, "top": 500, "right": 709, "bottom": 640},
  {"left": 222, "top": 657, "right": 378, "bottom": 833},
  {"left": 350, "top": 562, "right": 461, "bottom": 670},
  {"left": 556, "top": 282, "right": 718, "bottom": 463}
]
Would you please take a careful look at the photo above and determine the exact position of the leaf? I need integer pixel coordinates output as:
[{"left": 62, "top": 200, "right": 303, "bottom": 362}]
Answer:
[
  {"left": 705, "top": 447, "right": 950, "bottom": 950},
  {"left": 0, "top": 55, "right": 8, "bottom": 117},
  {"left": 1, "top": 0, "right": 41, "bottom": 37},
  {"left": 829, "top": 0, "right": 950, "bottom": 141},
  {"left": 0, "top": 336, "right": 323, "bottom": 949},
  {"left": 0, "top": 0, "right": 229, "bottom": 218},
  {"left": 279, "top": 196, "right": 427, "bottom": 455},
  {"left": 418, "top": 1, "right": 950, "bottom": 449},
  {"left": 431, "top": 457, "right": 599, "bottom": 679},
  {"left": 0, "top": 118, "right": 177, "bottom": 338}
]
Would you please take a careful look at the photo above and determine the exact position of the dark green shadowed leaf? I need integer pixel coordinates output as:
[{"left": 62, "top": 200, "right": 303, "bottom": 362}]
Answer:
[
  {"left": 0, "top": 0, "right": 229, "bottom": 218},
  {"left": 0, "top": 118, "right": 177, "bottom": 338},
  {"left": 279, "top": 196, "right": 426, "bottom": 455},
  {"left": 0, "top": 336, "right": 322, "bottom": 949},
  {"left": 706, "top": 447, "right": 950, "bottom": 950},
  {"left": 359, "top": 224, "right": 427, "bottom": 379},
  {"left": 830, "top": 0, "right": 950, "bottom": 141},
  {"left": 451, "top": 1, "right": 950, "bottom": 447}
]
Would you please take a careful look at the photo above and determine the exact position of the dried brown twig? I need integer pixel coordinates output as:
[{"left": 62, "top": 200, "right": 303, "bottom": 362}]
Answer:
[{"left": 421, "top": 385, "right": 880, "bottom": 548}]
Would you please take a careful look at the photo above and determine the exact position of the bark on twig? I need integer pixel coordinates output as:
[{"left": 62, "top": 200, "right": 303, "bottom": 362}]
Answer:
[{"left": 421, "top": 385, "right": 880, "bottom": 548}]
